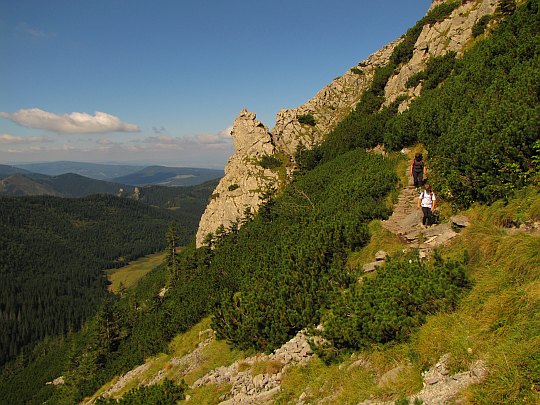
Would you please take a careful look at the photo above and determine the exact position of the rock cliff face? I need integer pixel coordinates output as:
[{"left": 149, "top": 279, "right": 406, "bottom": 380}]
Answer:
[
  {"left": 195, "top": 110, "right": 282, "bottom": 246},
  {"left": 385, "top": 0, "right": 498, "bottom": 108},
  {"left": 271, "top": 39, "right": 401, "bottom": 157},
  {"left": 196, "top": 0, "right": 498, "bottom": 246}
]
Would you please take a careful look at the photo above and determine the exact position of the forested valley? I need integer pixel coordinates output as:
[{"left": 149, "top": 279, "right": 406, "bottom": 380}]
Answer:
[
  {"left": 0, "top": 1, "right": 538, "bottom": 403},
  {"left": 0, "top": 179, "right": 218, "bottom": 369}
]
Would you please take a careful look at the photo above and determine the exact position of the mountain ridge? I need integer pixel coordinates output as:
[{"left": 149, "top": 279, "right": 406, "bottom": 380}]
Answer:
[{"left": 195, "top": 0, "right": 501, "bottom": 246}]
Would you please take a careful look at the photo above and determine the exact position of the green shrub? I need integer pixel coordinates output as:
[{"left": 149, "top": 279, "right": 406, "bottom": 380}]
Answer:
[
  {"left": 422, "top": 51, "right": 457, "bottom": 90},
  {"left": 406, "top": 52, "right": 457, "bottom": 90},
  {"left": 259, "top": 154, "right": 283, "bottom": 170},
  {"left": 391, "top": 25, "right": 424, "bottom": 67},
  {"left": 383, "top": 1, "right": 539, "bottom": 204},
  {"left": 323, "top": 256, "right": 471, "bottom": 350},
  {"left": 370, "top": 64, "right": 396, "bottom": 96},
  {"left": 297, "top": 113, "right": 317, "bottom": 126},
  {"left": 472, "top": 14, "right": 492, "bottom": 37},
  {"left": 497, "top": 0, "right": 517, "bottom": 15},
  {"left": 406, "top": 71, "right": 425, "bottom": 88},
  {"left": 391, "top": 1, "right": 460, "bottom": 67},
  {"left": 422, "top": 1, "right": 460, "bottom": 25},
  {"left": 350, "top": 67, "right": 364, "bottom": 75},
  {"left": 212, "top": 150, "right": 397, "bottom": 352},
  {"left": 228, "top": 184, "right": 240, "bottom": 191}
]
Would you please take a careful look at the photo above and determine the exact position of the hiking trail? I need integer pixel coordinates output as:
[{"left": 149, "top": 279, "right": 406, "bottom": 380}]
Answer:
[{"left": 363, "top": 164, "right": 470, "bottom": 273}]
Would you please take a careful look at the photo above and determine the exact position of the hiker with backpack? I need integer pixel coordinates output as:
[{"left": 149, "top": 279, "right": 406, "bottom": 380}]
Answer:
[
  {"left": 411, "top": 153, "right": 426, "bottom": 189},
  {"left": 418, "top": 183, "right": 436, "bottom": 228}
]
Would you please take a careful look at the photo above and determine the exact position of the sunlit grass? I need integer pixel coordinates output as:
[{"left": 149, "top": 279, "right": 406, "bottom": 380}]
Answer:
[
  {"left": 275, "top": 356, "right": 378, "bottom": 404},
  {"left": 183, "top": 339, "right": 245, "bottom": 386},
  {"left": 347, "top": 220, "right": 403, "bottom": 270},
  {"left": 185, "top": 383, "right": 232, "bottom": 405},
  {"left": 106, "top": 252, "right": 166, "bottom": 292},
  {"left": 279, "top": 186, "right": 540, "bottom": 404}
]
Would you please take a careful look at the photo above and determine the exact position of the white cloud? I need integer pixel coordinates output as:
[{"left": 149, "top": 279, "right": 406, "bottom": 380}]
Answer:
[
  {"left": 139, "top": 135, "right": 188, "bottom": 145},
  {"left": 0, "top": 133, "right": 53, "bottom": 144},
  {"left": 219, "top": 126, "right": 233, "bottom": 139},
  {"left": 0, "top": 126, "right": 234, "bottom": 167},
  {"left": 0, "top": 108, "right": 140, "bottom": 134}
]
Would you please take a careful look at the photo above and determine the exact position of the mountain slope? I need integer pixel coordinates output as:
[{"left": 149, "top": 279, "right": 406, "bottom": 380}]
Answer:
[
  {"left": 0, "top": 173, "right": 133, "bottom": 198},
  {"left": 0, "top": 164, "right": 31, "bottom": 179},
  {"left": 0, "top": 174, "right": 62, "bottom": 196},
  {"left": 112, "top": 166, "right": 224, "bottom": 187},
  {"left": 0, "top": 194, "right": 188, "bottom": 368},
  {"left": 14, "top": 161, "right": 144, "bottom": 180},
  {"left": 195, "top": 0, "right": 502, "bottom": 245}
]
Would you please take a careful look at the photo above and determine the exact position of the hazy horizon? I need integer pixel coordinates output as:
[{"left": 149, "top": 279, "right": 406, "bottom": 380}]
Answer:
[{"left": 4, "top": 159, "right": 227, "bottom": 170}]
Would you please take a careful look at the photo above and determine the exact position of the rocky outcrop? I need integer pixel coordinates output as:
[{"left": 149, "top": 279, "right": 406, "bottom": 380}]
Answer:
[
  {"left": 271, "top": 39, "right": 401, "bottom": 156},
  {"left": 192, "top": 330, "right": 314, "bottom": 404},
  {"left": 195, "top": 110, "right": 282, "bottom": 246},
  {"left": 196, "top": 40, "right": 401, "bottom": 246},
  {"left": 385, "top": 0, "right": 499, "bottom": 108},
  {"left": 359, "top": 353, "right": 487, "bottom": 405}
]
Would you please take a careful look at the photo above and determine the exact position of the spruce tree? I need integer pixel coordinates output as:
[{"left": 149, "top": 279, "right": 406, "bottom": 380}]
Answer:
[{"left": 165, "top": 222, "right": 180, "bottom": 284}]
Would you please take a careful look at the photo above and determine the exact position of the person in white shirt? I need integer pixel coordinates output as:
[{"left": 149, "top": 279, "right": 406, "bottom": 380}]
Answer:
[{"left": 417, "top": 183, "right": 436, "bottom": 227}]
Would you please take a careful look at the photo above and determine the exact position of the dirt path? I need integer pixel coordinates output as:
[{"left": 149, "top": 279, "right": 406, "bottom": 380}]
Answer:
[{"left": 381, "top": 172, "right": 464, "bottom": 258}]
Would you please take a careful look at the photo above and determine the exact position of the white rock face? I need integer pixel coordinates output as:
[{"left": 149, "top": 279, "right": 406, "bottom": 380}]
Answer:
[
  {"left": 272, "top": 39, "right": 400, "bottom": 156},
  {"left": 195, "top": 110, "right": 281, "bottom": 246},
  {"left": 385, "top": 0, "right": 499, "bottom": 106},
  {"left": 195, "top": 41, "right": 401, "bottom": 247}
]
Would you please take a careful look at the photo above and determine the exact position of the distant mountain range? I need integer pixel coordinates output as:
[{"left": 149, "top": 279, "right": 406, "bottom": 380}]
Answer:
[
  {"left": 0, "top": 162, "right": 223, "bottom": 197},
  {"left": 11, "top": 161, "right": 224, "bottom": 186},
  {"left": 0, "top": 172, "right": 135, "bottom": 198},
  {"left": 0, "top": 164, "right": 32, "bottom": 178},
  {"left": 13, "top": 161, "right": 145, "bottom": 180}
]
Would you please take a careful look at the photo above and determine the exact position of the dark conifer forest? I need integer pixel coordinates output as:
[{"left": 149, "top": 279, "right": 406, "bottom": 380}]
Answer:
[{"left": 0, "top": 180, "right": 216, "bottom": 369}]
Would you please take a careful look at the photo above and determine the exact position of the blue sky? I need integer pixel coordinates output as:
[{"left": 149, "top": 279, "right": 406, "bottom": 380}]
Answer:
[{"left": 0, "top": 0, "right": 431, "bottom": 168}]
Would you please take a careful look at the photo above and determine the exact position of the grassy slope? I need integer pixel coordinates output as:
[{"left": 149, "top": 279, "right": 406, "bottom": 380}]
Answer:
[{"left": 106, "top": 252, "right": 167, "bottom": 293}]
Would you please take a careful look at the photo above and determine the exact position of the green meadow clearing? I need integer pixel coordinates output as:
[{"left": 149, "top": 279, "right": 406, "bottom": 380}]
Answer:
[{"left": 107, "top": 252, "right": 166, "bottom": 293}]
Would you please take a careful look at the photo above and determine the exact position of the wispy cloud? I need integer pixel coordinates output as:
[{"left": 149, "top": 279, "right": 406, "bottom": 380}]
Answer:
[
  {"left": 17, "top": 22, "right": 56, "bottom": 39},
  {"left": 0, "top": 133, "right": 53, "bottom": 144},
  {"left": 96, "top": 138, "right": 118, "bottom": 146},
  {"left": 0, "top": 108, "right": 140, "bottom": 134},
  {"left": 152, "top": 126, "right": 167, "bottom": 134},
  {"left": 130, "top": 127, "right": 233, "bottom": 151}
]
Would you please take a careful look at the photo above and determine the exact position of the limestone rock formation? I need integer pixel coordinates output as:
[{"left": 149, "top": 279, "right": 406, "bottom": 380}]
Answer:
[
  {"left": 385, "top": 0, "right": 499, "bottom": 107},
  {"left": 192, "top": 329, "right": 314, "bottom": 404},
  {"left": 271, "top": 39, "right": 401, "bottom": 156},
  {"left": 195, "top": 41, "right": 400, "bottom": 246},
  {"left": 195, "top": 109, "right": 281, "bottom": 246}
]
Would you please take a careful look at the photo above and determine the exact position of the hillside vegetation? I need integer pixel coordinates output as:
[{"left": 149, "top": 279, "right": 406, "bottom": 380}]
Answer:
[{"left": 0, "top": 1, "right": 538, "bottom": 404}]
